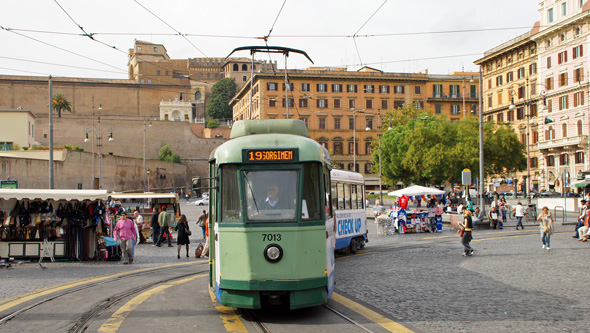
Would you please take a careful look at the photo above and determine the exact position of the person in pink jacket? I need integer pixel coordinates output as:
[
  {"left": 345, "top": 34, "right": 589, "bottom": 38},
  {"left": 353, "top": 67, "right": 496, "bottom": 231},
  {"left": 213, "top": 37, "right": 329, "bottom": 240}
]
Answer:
[{"left": 114, "top": 212, "right": 137, "bottom": 264}]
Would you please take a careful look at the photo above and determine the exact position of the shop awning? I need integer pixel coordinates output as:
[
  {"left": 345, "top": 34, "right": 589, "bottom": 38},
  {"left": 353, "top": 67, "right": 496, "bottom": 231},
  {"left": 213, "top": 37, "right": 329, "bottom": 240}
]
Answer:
[
  {"left": 0, "top": 189, "right": 109, "bottom": 201},
  {"left": 574, "top": 178, "right": 590, "bottom": 188},
  {"left": 110, "top": 192, "right": 178, "bottom": 200}
]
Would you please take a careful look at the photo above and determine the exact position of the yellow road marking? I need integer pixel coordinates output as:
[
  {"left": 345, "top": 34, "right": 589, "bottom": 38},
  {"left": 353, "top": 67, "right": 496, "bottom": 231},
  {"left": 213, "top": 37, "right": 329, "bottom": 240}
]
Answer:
[
  {"left": 0, "top": 262, "right": 198, "bottom": 313},
  {"left": 331, "top": 292, "right": 413, "bottom": 333},
  {"left": 98, "top": 274, "right": 205, "bottom": 333},
  {"left": 208, "top": 286, "right": 248, "bottom": 333}
]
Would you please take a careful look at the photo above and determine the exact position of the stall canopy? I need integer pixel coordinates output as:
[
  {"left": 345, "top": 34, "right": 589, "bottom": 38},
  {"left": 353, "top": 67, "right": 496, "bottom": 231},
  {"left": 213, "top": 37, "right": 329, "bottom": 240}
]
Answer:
[
  {"left": 388, "top": 185, "right": 445, "bottom": 197},
  {"left": 0, "top": 189, "right": 109, "bottom": 201},
  {"left": 574, "top": 177, "right": 590, "bottom": 188},
  {"left": 110, "top": 192, "right": 178, "bottom": 200}
]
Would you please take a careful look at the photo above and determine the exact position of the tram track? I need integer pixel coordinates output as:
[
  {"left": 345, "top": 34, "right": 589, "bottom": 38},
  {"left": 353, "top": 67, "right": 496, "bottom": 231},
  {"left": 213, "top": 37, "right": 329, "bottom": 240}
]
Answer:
[{"left": 0, "top": 262, "right": 207, "bottom": 329}]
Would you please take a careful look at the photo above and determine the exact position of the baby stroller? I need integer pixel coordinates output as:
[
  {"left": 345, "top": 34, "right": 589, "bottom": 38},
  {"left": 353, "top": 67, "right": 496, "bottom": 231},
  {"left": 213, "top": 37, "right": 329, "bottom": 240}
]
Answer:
[{"left": 99, "top": 236, "right": 121, "bottom": 261}]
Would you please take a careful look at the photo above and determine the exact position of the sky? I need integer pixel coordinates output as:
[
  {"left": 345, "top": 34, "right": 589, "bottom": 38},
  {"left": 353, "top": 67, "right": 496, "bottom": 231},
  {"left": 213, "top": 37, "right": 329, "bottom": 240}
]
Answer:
[{"left": 0, "top": 0, "right": 541, "bottom": 79}]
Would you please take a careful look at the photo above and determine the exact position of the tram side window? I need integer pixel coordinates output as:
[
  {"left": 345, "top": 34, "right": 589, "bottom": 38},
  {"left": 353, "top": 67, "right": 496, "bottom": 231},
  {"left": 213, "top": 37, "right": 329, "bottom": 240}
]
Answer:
[
  {"left": 351, "top": 185, "right": 358, "bottom": 209},
  {"left": 325, "top": 169, "right": 333, "bottom": 219},
  {"left": 302, "top": 163, "right": 321, "bottom": 220},
  {"left": 344, "top": 184, "right": 352, "bottom": 209},
  {"left": 337, "top": 183, "right": 345, "bottom": 210},
  {"left": 221, "top": 165, "right": 240, "bottom": 221},
  {"left": 243, "top": 170, "right": 297, "bottom": 221},
  {"left": 359, "top": 185, "right": 365, "bottom": 208}
]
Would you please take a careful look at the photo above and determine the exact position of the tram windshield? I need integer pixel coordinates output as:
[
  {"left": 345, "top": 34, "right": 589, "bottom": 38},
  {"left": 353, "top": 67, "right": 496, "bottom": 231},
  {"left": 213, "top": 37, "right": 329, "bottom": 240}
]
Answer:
[{"left": 243, "top": 170, "right": 298, "bottom": 221}]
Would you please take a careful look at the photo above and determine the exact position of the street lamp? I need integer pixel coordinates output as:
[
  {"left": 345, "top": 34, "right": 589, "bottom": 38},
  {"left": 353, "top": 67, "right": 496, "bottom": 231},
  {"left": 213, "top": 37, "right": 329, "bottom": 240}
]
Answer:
[
  {"left": 84, "top": 107, "right": 113, "bottom": 189},
  {"left": 352, "top": 108, "right": 365, "bottom": 171},
  {"left": 147, "top": 168, "right": 151, "bottom": 192},
  {"left": 143, "top": 119, "right": 152, "bottom": 192}
]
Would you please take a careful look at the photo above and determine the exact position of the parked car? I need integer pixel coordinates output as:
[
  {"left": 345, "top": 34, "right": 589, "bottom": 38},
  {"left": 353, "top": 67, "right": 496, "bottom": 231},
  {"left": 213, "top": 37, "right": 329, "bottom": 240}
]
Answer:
[
  {"left": 502, "top": 191, "right": 516, "bottom": 199},
  {"left": 194, "top": 197, "right": 209, "bottom": 206},
  {"left": 538, "top": 192, "right": 558, "bottom": 198}
]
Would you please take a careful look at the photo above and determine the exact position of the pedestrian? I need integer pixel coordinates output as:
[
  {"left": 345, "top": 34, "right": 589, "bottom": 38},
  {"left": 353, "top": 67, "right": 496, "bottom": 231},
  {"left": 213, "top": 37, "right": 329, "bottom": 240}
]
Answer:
[
  {"left": 427, "top": 202, "right": 437, "bottom": 232},
  {"left": 573, "top": 200, "right": 588, "bottom": 238},
  {"left": 499, "top": 197, "right": 508, "bottom": 228},
  {"left": 201, "top": 217, "right": 209, "bottom": 259},
  {"left": 577, "top": 210, "right": 590, "bottom": 241},
  {"left": 131, "top": 215, "right": 140, "bottom": 259},
  {"left": 134, "top": 211, "right": 146, "bottom": 244},
  {"left": 514, "top": 202, "right": 526, "bottom": 230},
  {"left": 197, "top": 210, "right": 207, "bottom": 239},
  {"left": 175, "top": 214, "right": 191, "bottom": 258},
  {"left": 156, "top": 205, "right": 173, "bottom": 247},
  {"left": 459, "top": 209, "right": 474, "bottom": 256},
  {"left": 150, "top": 205, "right": 161, "bottom": 246},
  {"left": 472, "top": 206, "right": 483, "bottom": 225},
  {"left": 537, "top": 206, "right": 554, "bottom": 251},
  {"left": 113, "top": 212, "right": 137, "bottom": 264}
]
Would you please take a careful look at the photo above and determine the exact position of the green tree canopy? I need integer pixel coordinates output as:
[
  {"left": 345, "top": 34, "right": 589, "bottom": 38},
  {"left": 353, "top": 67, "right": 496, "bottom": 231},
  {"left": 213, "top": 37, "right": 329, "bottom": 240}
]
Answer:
[
  {"left": 376, "top": 113, "right": 526, "bottom": 186},
  {"left": 158, "top": 143, "right": 181, "bottom": 163},
  {"left": 206, "top": 78, "right": 237, "bottom": 119},
  {"left": 52, "top": 93, "right": 72, "bottom": 118}
]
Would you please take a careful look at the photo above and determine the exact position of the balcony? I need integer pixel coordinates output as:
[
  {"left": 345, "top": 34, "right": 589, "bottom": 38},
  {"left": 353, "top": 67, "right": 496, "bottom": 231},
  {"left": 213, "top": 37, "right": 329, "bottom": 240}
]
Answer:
[
  {"left": 538, "top": 135, "right": 588, "bottom": 151},
  {"left": 427, "top": 93, "right": 478, "bottom": 102}
]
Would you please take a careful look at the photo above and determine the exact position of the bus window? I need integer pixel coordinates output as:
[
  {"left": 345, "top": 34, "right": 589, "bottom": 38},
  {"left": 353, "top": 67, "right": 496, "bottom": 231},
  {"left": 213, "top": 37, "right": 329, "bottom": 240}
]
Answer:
[
  {"left": 221, "top": 165, "right": 240, "bottom": 221},
  {"left": 331, "top": 183, "right": 338, "bottom": 213},
  {"left": 344, "top": 184, "right": 352, "bottom": 209},
  {"left": 302, "top": 163, "right": 321, "bottom": 220},
  {"left": 337, "top": 183, "right": 345, "bottom": 210},
  {"left": 243, "top": 170, "right": 297, "bottom": 221}
]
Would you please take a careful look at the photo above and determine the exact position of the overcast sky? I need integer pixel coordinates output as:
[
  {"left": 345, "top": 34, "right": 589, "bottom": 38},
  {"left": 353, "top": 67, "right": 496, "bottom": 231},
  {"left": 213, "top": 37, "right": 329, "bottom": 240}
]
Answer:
[{"left": 1, "top": 0, "right": 541, "bottom": 79}]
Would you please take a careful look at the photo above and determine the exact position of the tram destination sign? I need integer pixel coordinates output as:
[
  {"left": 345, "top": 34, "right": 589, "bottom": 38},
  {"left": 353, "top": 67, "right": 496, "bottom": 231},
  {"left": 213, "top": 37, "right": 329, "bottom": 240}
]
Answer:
[{"left": 244, "top": 149, "right": 297, "bottom": 162}]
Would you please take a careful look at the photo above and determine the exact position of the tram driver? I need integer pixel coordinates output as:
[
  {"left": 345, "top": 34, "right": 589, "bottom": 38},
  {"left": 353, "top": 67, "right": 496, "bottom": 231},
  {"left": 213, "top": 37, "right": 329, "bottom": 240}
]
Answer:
[{"left": 264, "top": 183, "right": 283, "bottom": 209}]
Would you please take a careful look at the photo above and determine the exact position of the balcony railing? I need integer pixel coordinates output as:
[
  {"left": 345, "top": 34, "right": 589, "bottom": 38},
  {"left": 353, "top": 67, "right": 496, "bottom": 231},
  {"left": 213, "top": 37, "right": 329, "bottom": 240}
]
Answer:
[
  {"left": 538, "top": 135, "right": 588, "bottom": 150},
  {"left": 428, "top": 93, "right": 478, "bottom": 100}
]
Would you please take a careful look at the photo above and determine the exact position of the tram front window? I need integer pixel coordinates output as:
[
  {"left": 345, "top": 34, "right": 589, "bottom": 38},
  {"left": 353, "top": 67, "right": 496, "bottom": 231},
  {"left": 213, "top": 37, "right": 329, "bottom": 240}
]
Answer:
[{"left": 243, "top": 170, "right": 297, "bottom": 221}]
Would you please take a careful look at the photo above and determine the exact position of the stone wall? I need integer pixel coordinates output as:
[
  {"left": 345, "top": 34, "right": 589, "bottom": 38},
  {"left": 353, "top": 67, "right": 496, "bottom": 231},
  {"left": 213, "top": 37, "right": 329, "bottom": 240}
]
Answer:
[{"left": 0, "top": 150, "right": 187, "bottom": 192}]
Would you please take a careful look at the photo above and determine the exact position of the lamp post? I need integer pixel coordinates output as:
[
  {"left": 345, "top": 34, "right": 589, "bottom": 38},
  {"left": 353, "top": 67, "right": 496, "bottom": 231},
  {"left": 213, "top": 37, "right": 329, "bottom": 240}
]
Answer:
[
  {"left": 352, "top": 109, "right": 365, "bottom": 171},
  {"left": 147, "top": 168, "right": 151, "bottom": 192},
  {"left": 143, "top": 119, "right": 152, "bottom": 192},
  {"left": 84, "top": 109, "right": 113, "bottom": 189}
]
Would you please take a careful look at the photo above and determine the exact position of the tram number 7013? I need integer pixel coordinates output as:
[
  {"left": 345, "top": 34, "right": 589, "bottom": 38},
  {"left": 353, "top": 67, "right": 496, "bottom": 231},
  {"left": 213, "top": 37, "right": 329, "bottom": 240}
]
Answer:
[{"left": 262, "top": 234, "right": 282, "bottom": 242}]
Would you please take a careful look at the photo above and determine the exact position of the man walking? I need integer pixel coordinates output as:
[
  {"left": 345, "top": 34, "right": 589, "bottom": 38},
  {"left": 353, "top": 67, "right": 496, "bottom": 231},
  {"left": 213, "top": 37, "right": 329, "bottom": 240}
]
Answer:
[
  {"left": 113, "top": 212, "right": 137, "bottom": 264},
  {"left": 157, "top": 205, "right": 173, "bottom": 247},
  {"left": 151, "top": 205, "right": 161, "bottom": 246}
]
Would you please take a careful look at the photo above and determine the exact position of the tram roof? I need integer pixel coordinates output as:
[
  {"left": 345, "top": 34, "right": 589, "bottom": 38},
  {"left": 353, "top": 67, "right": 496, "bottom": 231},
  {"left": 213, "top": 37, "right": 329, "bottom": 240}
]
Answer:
[{"left": 230, "top": 119, "right": 309, "bottom": 139}]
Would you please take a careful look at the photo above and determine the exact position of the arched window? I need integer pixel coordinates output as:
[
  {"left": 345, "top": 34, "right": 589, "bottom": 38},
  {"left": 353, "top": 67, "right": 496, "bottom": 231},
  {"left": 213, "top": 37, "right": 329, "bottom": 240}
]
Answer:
[
  {"left": 365, "top": 142, "right": 372, "bottom": 155},
  {"left": 578, "top": 120, "right": 583, "bottom": 135},
  {"left": 195, "top": 91, "right": 201, "bottom": 101},
  {"left": 232, "top": 64, "right": 238, "bottom": 71},
  {"left": 546, "top": 126, "right": 554, "bottom": 140},
  {"left": 562, "top": 123, "right": 568, "bottom": 138},
  {"left": 242, "top": 64, "right": 248, "bottom": 71}
]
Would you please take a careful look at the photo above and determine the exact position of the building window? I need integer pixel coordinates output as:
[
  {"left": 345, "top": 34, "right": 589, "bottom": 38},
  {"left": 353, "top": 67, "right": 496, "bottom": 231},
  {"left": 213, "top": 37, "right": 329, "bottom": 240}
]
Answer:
[
  {"left": 546, "top": 126, "right": 555, "bottom": 140},
  {"left": 317, "top": 83, "right": 328, "bottom": 92},
  {"left": 530, "top": 63, "right": 537, "bottom": 75},
  {"left": 394, "top": 100, "right": 404, "bottom": 109},
  {"left": 433, "top": 84, "right": 443, "bottom": 97},
  {"left": 545, "top": 77, "right": 554, "bottom": 90},
  {"left": 530, "top": 157, "right": 538, "bottom": 168},
  {"left": 215, "top": 73, "right": 218, "bottom": 79},
  {"left": 366, "top": 118, "right": 373, "bottom": 130},
  {"left": 521, "top": 133, "right": 526, "bottom": 143},
  {"left": 558, "top": 51, "right": 568, "bottom": 64},
  {"left": 147, "top": 79, "right": 151, "bottom": 84},
  {"left": 349, "top": 99, "right": 356, "bottom": 109},
  {"left": 301, "top": 117, "right": 308, "bottom": 128},
  {"left": 562, "top": 2, "right": 567, "bottom": 15},
  {"left": 349, "top": 117, "right": 355, "bottom": 130},
  {"left": 497, "top": 112, "right": 504, "bottom": 123},
  {"left": 562, "top": 122, "right": 568, "bottom": 137},
  {"left": 574, "top": 68, "right": 584, "bottom": 83},
  {"left": 548, "top": 8, "right": 554, "bottom": 22},
  {"left": 317, "top": 99, "right": 328, "bottom": 108},
  {"left": 140, "top": 79, "right": 144, "bottom": 84},
  {"left": 380, "top": 85, "right": 389, "bottom": 93},
  {"left": 496, "top": 76, "right": 503, "bottom": 86},
  {"left": 180, "top": 92, "right": 184, "bottom": 101},
  {"left": 332, "top": 84, "right": 342, "bottom": 93},
  {"left": 366, "top": 99, "right": 373, "bottom": 109},
  {"left": 516, "top": 107, "right": 524, "bottom": 120},
  {"left": 154, "top": 46, "right": 158, "bottom": 52},
  {"left": 394, "top": 85, "right": 404, "bottom": 94},
  {"left": 299, "top": 99, "right": 308, "bottom": 108},
  {"left": 573, "top": 45, "right": 584, "bottom": 59},
  {"left": 435, "top": 104, "right": 442, "bottom": 114},
  {"left": 488, "top": 95, "right": 493, "bottom": 108},
  {"left": 242, "top": 64, "right": 248, "bottom": 71},
  {"left": 506, "top": 71, "right": 513, "bottom": 83},
  {"left": 415, "top": 86, "right": 422, "bottom": 94},
  {"left": 347, "top": 84, "right": 358, "bottom": 93},
  {"left": 451, "top": 104, "right": 460, "bottom": 115},
  {"left": 547, "top": 155, "right": 555, "bottom": 167},
  {"left": 530, "top": 104, "right": 538, "bottom": 117},
  {"left": 282, "top": 98, "right": 294, "bottom": 108},
  {"left": 302, "top": 83, "right": 310, "bottom": 92},
  {"left": 497, "top": 91, "right": 502, "bottom": 105},
  {"left": 283, "top": 83, "right": 294, "bottom": 91},
  {"left": 364, "top": 85, "right": 374, "bottom": 93},
  {"left": 576, "top": 151, "right": 585, "bottom": 164},
  {"left": 507, "top": 110, "right": 514, "bottom": 122},
  {"left": 574, "top": 91, "right": 585, "bottom": 107},
  {"left": 366, "top": 142, "right": 372, "bottom": 155},
  {"left": 207, "top": 73, "right": 211, "bottom": 79},
  {"left": 578, "top": 119, "right": 583, "bottom": 135},
  {"left": 334, "top": 142, "right": 343, "bottom": 155},
  {"left": 381, "top": 100, "right": 388, "bottom": 109},
  {"left": 269, "top": 99, "right": 276, "bottom": 107},
  {"left": 319, "top": 117, "right": 326, "bottom": 130},
  {"left": 533, "top": 131, "right": 538, "bottom": 143},
  {"left": 559, "top": 95, "right": 569, "bottom": 110},
  {"left": 517, "top": 68, "right": 525, "bottom": 79},
  {"left": 547, "top": 99, "right": 553, "bottom": 112},
  {"left": 268, "top": 82, "right": 278, "bottom": 91},
  {"left": 334, "top": 117, "right": 341, "bottom": 130},
  {"left": 334, "top": 99, "right": 341, "bottom": 109},
  {"left": 560, "top": 153, "right": 569, "bottom": 166}
]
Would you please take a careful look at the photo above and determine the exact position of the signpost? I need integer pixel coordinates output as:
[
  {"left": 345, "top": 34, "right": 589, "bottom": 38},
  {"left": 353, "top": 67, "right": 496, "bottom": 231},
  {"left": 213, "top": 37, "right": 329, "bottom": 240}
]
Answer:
[
  {"left": 0, "top": 180, "right": 18, "bottom": 189},
  {"left": 462, "top": 169, "right": 471, "bottom": 201}
]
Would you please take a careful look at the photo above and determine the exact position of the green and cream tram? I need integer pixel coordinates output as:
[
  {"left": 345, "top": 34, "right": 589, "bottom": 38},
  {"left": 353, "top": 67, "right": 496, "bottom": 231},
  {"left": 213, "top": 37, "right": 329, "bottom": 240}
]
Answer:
[{"left": 207, "top": 119, "right": 335, "bottom": 309}]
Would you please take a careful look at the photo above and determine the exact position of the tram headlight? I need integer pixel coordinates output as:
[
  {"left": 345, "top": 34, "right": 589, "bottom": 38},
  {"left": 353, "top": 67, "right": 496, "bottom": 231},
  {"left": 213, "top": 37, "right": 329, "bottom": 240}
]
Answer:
[{"left": 264, "top": 243, "right": 283, "bottom": 263}]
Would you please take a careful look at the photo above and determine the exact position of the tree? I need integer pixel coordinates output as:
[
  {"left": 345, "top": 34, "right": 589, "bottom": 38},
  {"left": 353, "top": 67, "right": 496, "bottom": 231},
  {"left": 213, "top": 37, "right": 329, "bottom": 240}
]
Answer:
[
  {"left": 52, "top": 93, "right": 72, "bottom": 118},
  {"left": 206, "top": 78, "right": 237, "bottom": 119},
  {"left": 158, "top": 143, "right": 181, "bottom": 163},
  {"left": 376, "top": 115, "right": 526, "bottom": 186}
]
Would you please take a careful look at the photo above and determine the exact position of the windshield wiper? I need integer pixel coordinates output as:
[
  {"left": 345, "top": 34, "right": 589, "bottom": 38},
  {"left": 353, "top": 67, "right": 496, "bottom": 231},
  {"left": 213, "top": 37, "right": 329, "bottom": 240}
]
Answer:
[{"left": 243, "top": 173, "right": 260, "bottom": 215}]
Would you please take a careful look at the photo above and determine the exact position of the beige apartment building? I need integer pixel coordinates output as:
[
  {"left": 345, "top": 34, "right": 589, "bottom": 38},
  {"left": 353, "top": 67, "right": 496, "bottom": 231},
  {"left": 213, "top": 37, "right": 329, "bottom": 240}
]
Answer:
[
  {"left": 474, "top": 26, "right": 541, "bottom": 193},
  {"left": 230, "top": 67, "right": 479, "bottom": 185},
  {"left": 0, "top": 109, "right": 37, "bottom": 150}
]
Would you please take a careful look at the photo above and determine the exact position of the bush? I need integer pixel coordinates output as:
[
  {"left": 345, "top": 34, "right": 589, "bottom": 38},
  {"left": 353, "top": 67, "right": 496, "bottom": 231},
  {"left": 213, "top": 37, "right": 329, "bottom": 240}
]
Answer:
[{"left": 206, "top": 120, "right": 219, "bottom": 128}]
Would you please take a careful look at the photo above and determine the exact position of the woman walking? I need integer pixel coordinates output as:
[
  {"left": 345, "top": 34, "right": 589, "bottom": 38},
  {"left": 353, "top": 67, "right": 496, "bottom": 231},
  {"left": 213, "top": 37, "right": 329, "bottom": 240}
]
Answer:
[
  {"left": 175, "top": 214, "right": 191, "bottom": 258},
  {"left": 537, "top": 206, "right": 554, "bottom": 251},
  {"left": 459, "top": 210, "right": 474, "bottom": 256},
  {"left": 499, "top": 197, "right": 508, "bottom": 229}
]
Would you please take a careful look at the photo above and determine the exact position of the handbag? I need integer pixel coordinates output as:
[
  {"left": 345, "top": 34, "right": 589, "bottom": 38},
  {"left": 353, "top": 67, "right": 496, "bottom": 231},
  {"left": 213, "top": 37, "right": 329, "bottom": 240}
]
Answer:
[
  {"left": 194, "top": 243, "right": 204, "bottom": 258},
  {"left": 458, "top": 228, "right": 465, "bottom": 237},
  {"left": 186, "top": 226, "right": 192, "bottom": 236},
  {"left": 542, "top": 225, "right": 550, "bottom": 233}
]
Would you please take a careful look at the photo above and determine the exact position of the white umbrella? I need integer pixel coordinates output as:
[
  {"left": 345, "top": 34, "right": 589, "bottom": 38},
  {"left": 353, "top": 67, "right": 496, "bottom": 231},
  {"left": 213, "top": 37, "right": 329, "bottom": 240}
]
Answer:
[{"left": 387, "top": 185, "right": 445, "bottom": 197}]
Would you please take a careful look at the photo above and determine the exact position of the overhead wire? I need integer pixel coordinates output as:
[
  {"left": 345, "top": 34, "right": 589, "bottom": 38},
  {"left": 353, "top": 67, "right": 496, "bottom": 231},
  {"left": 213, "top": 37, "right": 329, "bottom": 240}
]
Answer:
[{"left": 352, "top": 0, "right": 388, "bottom": 67}]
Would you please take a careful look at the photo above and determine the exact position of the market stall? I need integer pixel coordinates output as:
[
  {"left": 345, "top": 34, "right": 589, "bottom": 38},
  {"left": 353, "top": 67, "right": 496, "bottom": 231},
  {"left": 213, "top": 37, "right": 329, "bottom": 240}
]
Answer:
[
  {"left": 387, "top": 185, "right": 445, "bottom": 233},
  {"left": 0, "top": 189, "right": 110, "bottom": 261}
]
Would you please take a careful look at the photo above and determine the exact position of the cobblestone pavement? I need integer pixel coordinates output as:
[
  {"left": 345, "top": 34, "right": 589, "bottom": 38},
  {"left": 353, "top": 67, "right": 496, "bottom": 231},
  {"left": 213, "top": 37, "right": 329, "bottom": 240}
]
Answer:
[{"left": 2, "top": 202, "right": 589, "bottom": 332}]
